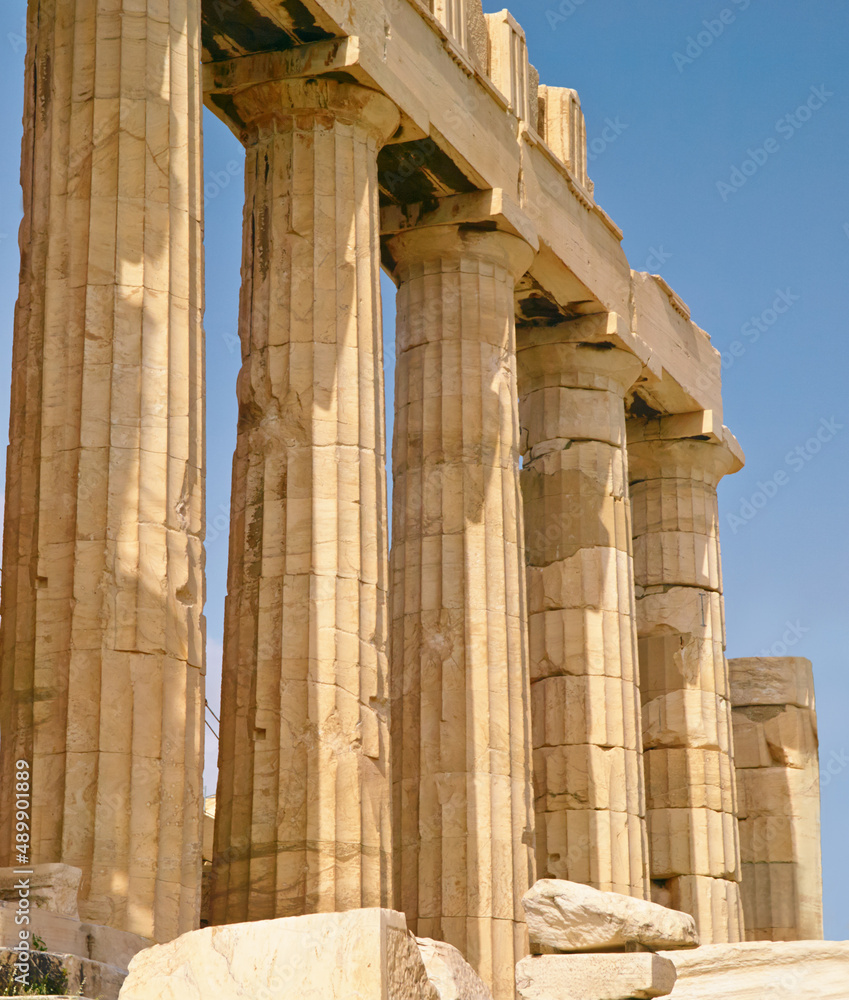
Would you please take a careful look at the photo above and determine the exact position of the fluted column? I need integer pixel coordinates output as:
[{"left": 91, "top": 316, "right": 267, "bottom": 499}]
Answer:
[
  {"left": 211, "top": 79, "right": 399, "bottom": 923},
  {"left": 518, "top": 332, "right": 649, "bottom": 898},
  {"left": 0, "top": 0, "right": 205, "bottom": 940},
  {"left": 389, "top": 224, "right": 536, "bottom": 1000},
  {"left": 628, "top": 427, "right": 744, "bottom": 942}
]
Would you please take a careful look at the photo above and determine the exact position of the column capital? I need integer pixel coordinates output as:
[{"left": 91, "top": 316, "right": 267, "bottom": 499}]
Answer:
[
  {"left": 518, "top": 339, "right": 643, "bottom": 398},
  {"left": 386, "top": 223, "right": 535, "bottom": 283},
  {"left": 627, "top": 433, "right": 742, "bottom": 488},
  {"left": 227, "top": 76, "right": 400, "bottom": 147}
]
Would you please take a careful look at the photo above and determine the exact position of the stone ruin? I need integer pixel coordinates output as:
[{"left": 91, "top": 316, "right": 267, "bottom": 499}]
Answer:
[{"left": 0, "top": 0, "right": 844, "bottom": 997}]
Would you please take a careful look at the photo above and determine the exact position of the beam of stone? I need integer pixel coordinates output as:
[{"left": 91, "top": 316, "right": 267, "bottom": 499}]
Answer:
[
  {"left": 210, "top": 78, "right": 399, "bottom": 923},
  {"left": 517, "top": 330, "right": 649, "bottom": 898},
  {"left": 0, "top": 0, "right": 205, "bottom": 940},
  {"left": 729, "top": 656, "right": 823, "bottom": 941},
  {"left": 387, "top": 223, "right": 536, "bottom": 1000},
  {"left": 627, "top": 428, "right": 744, "bottom": 943},
  {"left": 515, "top": 952, "right": 677, "bottom": 1000}
]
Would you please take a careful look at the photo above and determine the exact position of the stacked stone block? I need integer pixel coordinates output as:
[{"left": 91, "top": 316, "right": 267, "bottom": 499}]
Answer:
[
  {"left": 0, "top": 0, "right": 205, "bottom": 941},
  {"left": 730, "top": 657, "right": 823, "bottom": 941},
  {"left": 518, "top": 326, "right": 649, "bottom": 899},
  {"left": 628, "top": 426, "right": 744, "bottom": 943},
  {"left": 388, "top": 224, "right": 536, "bottom": 1000}
]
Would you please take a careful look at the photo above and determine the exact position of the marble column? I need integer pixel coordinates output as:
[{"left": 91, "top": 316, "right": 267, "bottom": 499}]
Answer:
[
  {"left": 210, "top": 79, "right": 399, "bottom": 924},
  {"left": 389, "top": 224, "right": 536, "bottom": 1000},
  {"left": 0, "top": 0, "right": 205, "bottom": 940},
  {"left": 628, "top": 427, "right": 744, "bottom": 942},
  {"left": 518, "top": 331, "right": 649, "bottom": 898}
]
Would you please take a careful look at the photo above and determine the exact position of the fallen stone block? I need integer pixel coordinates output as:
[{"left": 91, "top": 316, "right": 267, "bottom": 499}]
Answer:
[
  {"left": 516, "top": 953, "right": 677, "bottom": 999},
  {"left": 661, "top": 939, "right": 849, "bottom": 998},
  {"left": 118, "top": 908, "right": 438, "bottom": 999},
  {"left": 522, "top": 879, "right": 698, "bottom": 952},
  {"left": 417, "top": 937, "right": 493, "bottom": 999}
]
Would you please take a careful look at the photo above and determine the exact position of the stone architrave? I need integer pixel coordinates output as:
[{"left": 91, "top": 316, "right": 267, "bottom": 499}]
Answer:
[
  {"left": 729, "top": 657, "right": 823, "bottom": 941},
  {"left": 0, "top": 0, "right": 205, "bottom": 941},
  {"left": 210, "top": 78, "right": 399, "bottom": 924},
  {"left": 388, "top": 223, "right": 536, "bottom": 1000},
  {"left": 627, "top": 425, "right": 744, "bottom": 943},
  {"left": 518, "top": 326, "right": 649, "bottom": 898}
]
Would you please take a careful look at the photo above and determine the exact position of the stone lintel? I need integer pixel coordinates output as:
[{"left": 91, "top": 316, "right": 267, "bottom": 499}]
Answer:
[
  {"left": 628, "top": 413, "right": 745, "bottom": 471},
  {"left": 518, "top": 312, "right": 658, "bottom": 380},
  {"left": 381, "top": 189, "right": 540, "bottom": 254}
]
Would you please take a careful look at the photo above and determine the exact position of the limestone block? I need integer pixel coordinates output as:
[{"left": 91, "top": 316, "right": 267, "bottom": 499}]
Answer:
[
  {"left": 536, "top": 808, "right": 647, "bottom": 897},
  {"left": 643, "top": 748, "right": 734, "bottom": 814},
  {"left": 730, "top": 713, "right": 772, "bottom": 769},
  {"left": 661, "top": 940, "right": 849, "bottom": 999},
  {"left": 533, "top": 675, "right": 640, "bottom": 753},
  {"left": 119, "top": 910, "right": 438, "bottom": 1000},
  {"left": 534, "top": 745, "right": 643, "bottom": 817},
  {"left": 516, "top": 953, "right": 677, "bottom": 1000},
  {"left": 0, "top": 865, "right": 80, "bottom": 920},
  {"left": 484, "top": 10, "right": 530, "bottom": 120},
  {"left": 647, "top": 808, "right": 739, "bottom": 879},
  {"left": 537, "top": 86, "right": 591, "bottom": 191},
  {"left": 728, "top": 657, "right": 815, "bottom": 710},
  {"left": 433, "top": 0, "right": 487, "bottom": 69},
  {"left": 417, "top": 937, "right": 493, "bottom": 999},
  {"left": 650, "top": 876, "right": 743, "bottom": 946},
  {"left": 642, "top": 691, "right": 731, "bottom": 753},
  {"left": 522, "top": 879, "right": 697, "bottom": 953}
]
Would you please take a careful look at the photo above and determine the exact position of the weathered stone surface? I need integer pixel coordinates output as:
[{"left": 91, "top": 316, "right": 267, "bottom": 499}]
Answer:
[
  {"left": 0, "top": 948, "right": 126, "bottom": 1000},
  {"left": 662, "top": 940, "right": 849, "bottom": 998},
  {"left": 0, "top": 865, "right": 81, "bottom": 920},
  {"left": 0, "top": 902, "right": 150, "bottom": 969},
  {"left": 730, "top": 657, "right": 822, "bottom": 942},
  {"left": 650, "top": 876, "right": 743, "bottom": 949},
  {"left": 519, "top": 332, "right": 648, "bottom": 898},
  {"left": 0, "top": 0, "right": 205, "bottom": 942},
  {"left": 118, "top": 909, "right": 437, "bottom": 1000},
  {"left": 729, "top": 657, "right": 815, "bottom": 710},
  {"left": 388, "top": 224, "right": 536, "bottom": 1000},
  {"left": 628, "top": 430, "right": 743, "bottom": 945},
  {"left": 522, "top": 880, "right": 697, "bottom": 953},
  {"left": 417, "top": 937, "right": 493, "bottom": 1000},
  {"left": 516, "top": 953, "right": 677, "bottom": 1000},
  {"left": 210, "top": 78, "right": 399, "bottom": 925}
]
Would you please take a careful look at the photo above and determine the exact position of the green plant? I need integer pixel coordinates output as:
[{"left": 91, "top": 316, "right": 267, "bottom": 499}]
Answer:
[{"left": 0, "top": 952, "right": 69, "bottom": 995}]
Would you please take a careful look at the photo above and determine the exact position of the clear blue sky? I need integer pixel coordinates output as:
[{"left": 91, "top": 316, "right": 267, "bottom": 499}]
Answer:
[{"left": 0, "top": 0, "right": 846, "bottom": 939}]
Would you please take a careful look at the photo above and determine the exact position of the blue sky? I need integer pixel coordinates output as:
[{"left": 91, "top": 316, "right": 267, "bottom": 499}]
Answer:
[{"left": 0, "top": 0, "right": 846, "bottom": 938}]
